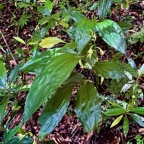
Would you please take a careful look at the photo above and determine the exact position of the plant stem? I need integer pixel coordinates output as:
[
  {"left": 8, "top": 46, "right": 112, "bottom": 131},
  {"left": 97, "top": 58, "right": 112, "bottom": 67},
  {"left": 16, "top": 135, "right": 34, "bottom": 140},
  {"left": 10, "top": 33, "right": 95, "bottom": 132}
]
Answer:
[{"left": 0, "top": 30, "right": 17, "bottom": 65}]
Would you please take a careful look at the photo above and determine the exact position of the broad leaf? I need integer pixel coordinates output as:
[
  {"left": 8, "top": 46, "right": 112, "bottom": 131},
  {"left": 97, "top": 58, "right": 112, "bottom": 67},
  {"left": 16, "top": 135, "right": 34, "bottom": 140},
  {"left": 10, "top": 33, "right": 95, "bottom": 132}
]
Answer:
[
  {"left": 45, "top": 0, "right": 53, "bottom": 13},
  {"left": 105, "top": 108, "right": 126, "bottom": 116},
  {"left": 75, "top": 81, "right": 101, "bottom": 132},
  {"left": 39, "top": 37, "right": 65, "bottom": 49},
  {"left": 38, "top": 84, "right": 74, "bottom": 138},
  {"left": 123, "top": 115, "right": 129, "bottom": 137},
  {"left": 0, "top": 61, "right": 7, "bottom": 84},
  {"left": 110, "top": 115, "right": 123, "bottom": 128},
  {"left": 13, "top": 37, "right": 26, "bottom": 44},
  {"left": 130, "top": 107, "right": 144, "bottom": 115},
  {"left": 98, "top": 0, "right": 113, "bottom": 20},
  {"left": 95, "top": 19, "right": 126, "bottom": 54},
  {"left": 93, "top": 61, "right": 124, "bottom": 79},
  {"left": 75, "top": 18, "right": 96, "bottom": 53},
  {"left": 23, "top": 53, "right": 80, "bottom": 123},
  {"left": 20, "top": 48, "right": 69, "bottom": 73},
  {"left": 130, "top": 114, "right": 144, "bottom": 127},
  {"left": 0, "top": 96, "right": 9, "bottom": 123}
]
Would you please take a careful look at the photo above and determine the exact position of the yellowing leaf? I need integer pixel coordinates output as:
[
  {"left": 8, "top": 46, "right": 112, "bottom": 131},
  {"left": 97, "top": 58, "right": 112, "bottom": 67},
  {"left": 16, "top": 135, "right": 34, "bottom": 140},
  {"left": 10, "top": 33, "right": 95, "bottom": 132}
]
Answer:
[
  {"left": 39, "top": 37, "right": 65, "bottom": 48},
  {"left": 110, "top": 115, "right": 123, "bottom": 128}
]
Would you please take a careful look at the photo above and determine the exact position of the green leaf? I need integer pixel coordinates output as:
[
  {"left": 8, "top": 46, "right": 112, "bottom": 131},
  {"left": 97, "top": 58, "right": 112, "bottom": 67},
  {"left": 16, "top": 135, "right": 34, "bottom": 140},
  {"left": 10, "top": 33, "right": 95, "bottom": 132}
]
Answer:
[
  {"left": 75, "top": 18, "right": 96, "bottom": 52},
  {"left": 4, "top": 125, "right": 21, "bottom": 142},
  {"left": 45, "top": 0, "right": 53, "bottom": 13},
  {"left": 108, "top": 101, "right": 121, "bottom": 108},
  {"left": 105, "top": 108, "right": 126, "bottom": 116},
  {"left": 9, "top": 64, "right": 20, "bottom": 84},
  {"left": 10, "top": 136, "right": 33, "bottom": 144},
  {"left": 0, "top": 96, "right": 9, "bottom": 123},
  {"left": 38, "top": 84, "right": 74, "bottom": 138},
  {"left": 20, "top": 48, "right": 69, "bottom": 73},
  {"left": 39, "top": 37, "right": 65, "bottom": 48},
  {"left": 98, "top": 0, "right": 113, "bottom": 20},
  {"left": 110, "top": 115, "right": 123, "bottom": 128},
  {"left": 13, "top": 37, "right": 26, "bottom": 44},
  {"left": 75, "top": 81, "right": 101, "bottom": 132},
  {"left": 130, "top": 107, "right": 144, "bottom": 115},
  {"left": 130, "top": 114, "right": 144, "bottom": 127},
  {"left": 95, "top": 19, "right": 126, "bottom": 54},
  {"left": 0, "top": 61, "right": 7, "bottom": 84},
  {"left": 65, "top": 10, "right": 85, "bottom": 22},
  {"left": 123, "top": 115, "right": 129, "bottom": 137},
  {"left": 23, "top": 53, "right": 80, "bottom": 123},
  {"left": 93, "top": 61, "right": 124, "bottom": 79}
]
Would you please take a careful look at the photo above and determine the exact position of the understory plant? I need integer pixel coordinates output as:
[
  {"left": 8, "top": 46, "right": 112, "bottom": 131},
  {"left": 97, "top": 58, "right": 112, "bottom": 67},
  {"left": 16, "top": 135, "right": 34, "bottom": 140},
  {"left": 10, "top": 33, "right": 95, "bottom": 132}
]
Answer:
[{"left": 0, "top": 0, "right": 144, "bottom": 142}]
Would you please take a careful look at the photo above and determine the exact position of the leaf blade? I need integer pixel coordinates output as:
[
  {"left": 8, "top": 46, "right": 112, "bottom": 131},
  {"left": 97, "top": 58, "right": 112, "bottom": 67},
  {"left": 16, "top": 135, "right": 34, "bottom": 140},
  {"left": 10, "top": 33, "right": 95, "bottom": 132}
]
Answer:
[
  {"left": 110, "top": 115, "right": 123, "bottom": 128},
  {"left": 38, "top": 84, "right": 74, "bottom": 138},
  {"left": 23, "top": 53, "right": 80, "bottom": 123},
  {"left": 75, "top": 81, "right": 101, "bottom": 132},
  {"left": 95, "top": 19, "right": 126, "bottom": 54},
  {"left": 39, "top": 37, "right": 65, "bottom": 49}
]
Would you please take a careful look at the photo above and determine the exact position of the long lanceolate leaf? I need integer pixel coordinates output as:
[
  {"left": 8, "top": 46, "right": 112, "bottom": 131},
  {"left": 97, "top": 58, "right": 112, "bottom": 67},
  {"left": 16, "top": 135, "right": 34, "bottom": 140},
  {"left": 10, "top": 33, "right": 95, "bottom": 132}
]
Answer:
[
  {"left": 0, "top": 61, "right": 7, "bottom": 85},
  {"left": 23, "top": 53, "right": 80, "bottom": 123},
  {"left": 95, "top": 19, "right": 126, "bottom": 54},
  {"left": 0, "top": 97, "right": 9, "bottom": 123},
  {"left": 75, "top": 81, "right": 101, "bottom": 132},
  {"left": 98, "top": 0, "right": 113, "bottom": 20},
  {"left": 20, "top": 48, "right": 69, "bottom": 73},
  {"left": 38, "top": 84, "right": 74, "bottom": 138}
]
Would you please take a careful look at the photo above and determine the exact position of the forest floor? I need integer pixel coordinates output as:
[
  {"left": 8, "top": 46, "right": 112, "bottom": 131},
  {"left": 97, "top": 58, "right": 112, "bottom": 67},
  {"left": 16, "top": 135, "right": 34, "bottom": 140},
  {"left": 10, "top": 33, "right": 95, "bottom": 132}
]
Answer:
[{"left": 0, "top": 0, "right": 144, "bottom": 144}]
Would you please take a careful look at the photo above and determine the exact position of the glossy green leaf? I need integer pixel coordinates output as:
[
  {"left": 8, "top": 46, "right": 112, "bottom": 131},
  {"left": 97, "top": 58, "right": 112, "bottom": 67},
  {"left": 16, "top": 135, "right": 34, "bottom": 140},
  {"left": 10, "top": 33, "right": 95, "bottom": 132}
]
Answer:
[
  {"left": 9, "top": 64, "right": 20, "bottom": 84},
  {"left": 130, "top": 107, "right": 144, "bottom": 115},
  {"left": 75, "top": 18, "right": 96, "bottom": 53},
  {"left": 75, "top": 81, "right": 101, "bottom": 132},
  {"left": 123, "top": 115, "right": 129, "bottom": 137},
  {"left": 0, "top": 96, "right": 9, "bottom": 123},
  {"left": 39, "top": 37, "right": 65, "bottom": 49},
  {"left": 110, "top": 115, "right": 123, "bottom": 128},
  {"left": 20, "top": 48, "right": 69, "bottom": 73},
  {"left": 10, "top": 136, "right": 33, "bottom": 144},
  {"left": 64, "top": 72, "right": 85, "bottom": 85},
  {"left": 130, "top": 114, "right": 144, "bottom": 127},
  {"left": 93, "top": 61, "right": 124, "bottom": 79},
  {"left": 24, "top": 53, "right": 80, "bottom": 123},
  {"left": 95, "top": 19, "right": 126, "bottom": 54},
  {"left": 13, "top": 37, "right": 26, "bottom": 44},
  {"left": 65, "top": 10, "right": 85, "bottom": 22},
  {"left": 98, "top": 0, "right": 113, "bottom": 20},
  {"left": 38, "top": 84, "right": 74, "bottom": 138},
  {"left": 0, "top": 61, "right": 7, "bottom": 84},
  {"left": 105, "top": 108, "right": 126, "bottom": 116}
]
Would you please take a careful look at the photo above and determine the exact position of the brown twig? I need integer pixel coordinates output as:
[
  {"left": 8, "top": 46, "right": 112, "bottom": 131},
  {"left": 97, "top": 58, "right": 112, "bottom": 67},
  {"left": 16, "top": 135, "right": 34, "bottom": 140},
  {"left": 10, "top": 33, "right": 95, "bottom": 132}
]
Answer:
[{"left": 0, "top": 30, "right": 17, "bottom": 65}]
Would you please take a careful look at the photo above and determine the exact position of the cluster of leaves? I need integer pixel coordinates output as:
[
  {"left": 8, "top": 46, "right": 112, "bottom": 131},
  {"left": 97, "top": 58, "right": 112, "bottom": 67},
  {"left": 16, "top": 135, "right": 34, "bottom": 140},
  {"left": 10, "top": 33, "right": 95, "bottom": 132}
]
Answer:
[{"left": 0, "top": 0, "right": 144, "bottom": 143}]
